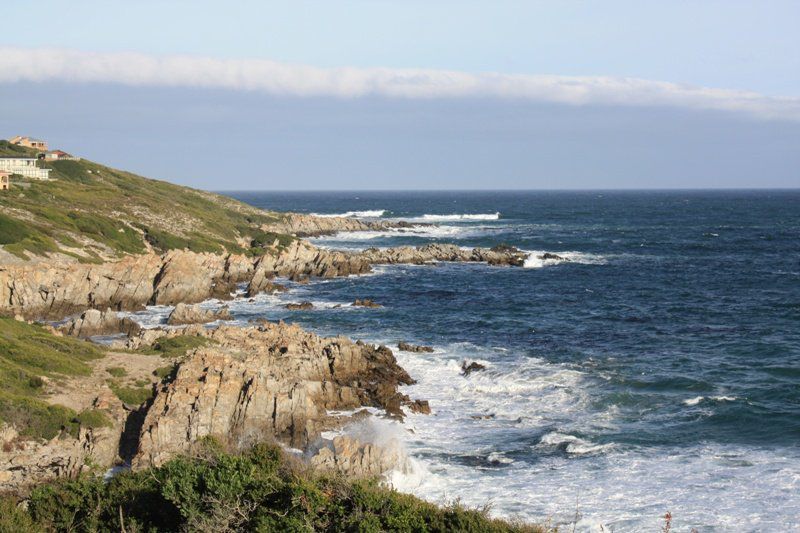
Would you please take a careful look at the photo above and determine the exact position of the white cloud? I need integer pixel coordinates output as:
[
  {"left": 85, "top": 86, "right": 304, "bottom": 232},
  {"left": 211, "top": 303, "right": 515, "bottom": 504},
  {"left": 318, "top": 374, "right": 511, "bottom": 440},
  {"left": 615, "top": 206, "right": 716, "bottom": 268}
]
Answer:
[{"left": 1, "top": 47, "right": 799, "bottom": 121}]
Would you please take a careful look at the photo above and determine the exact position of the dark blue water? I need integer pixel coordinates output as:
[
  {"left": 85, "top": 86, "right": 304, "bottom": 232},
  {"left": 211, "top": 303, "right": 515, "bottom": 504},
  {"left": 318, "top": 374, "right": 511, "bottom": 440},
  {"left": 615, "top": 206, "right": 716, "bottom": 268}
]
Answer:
[{"left": 219, "top": 191, "right": 800, "bottom": 530}]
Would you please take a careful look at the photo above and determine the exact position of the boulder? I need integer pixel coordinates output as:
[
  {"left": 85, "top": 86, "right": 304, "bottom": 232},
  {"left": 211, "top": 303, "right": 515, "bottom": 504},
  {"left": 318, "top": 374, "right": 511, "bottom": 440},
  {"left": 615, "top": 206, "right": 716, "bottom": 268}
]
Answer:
[
  {"left": 60, "top": 308, "right": 141, "bottom": 338},
  {"left": 310, "top": 436, "right": 404, "bottom": 478}
]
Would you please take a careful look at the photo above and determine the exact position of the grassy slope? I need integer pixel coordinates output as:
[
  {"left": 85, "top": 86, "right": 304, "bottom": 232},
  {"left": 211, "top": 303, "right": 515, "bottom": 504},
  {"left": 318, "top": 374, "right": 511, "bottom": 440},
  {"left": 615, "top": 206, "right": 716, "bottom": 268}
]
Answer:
[
  {"left": 0, "top": 318, "right": 109, "bottom": 440},
  {"left": 0, "top": 140, "right": 290, "bottom": 261}
]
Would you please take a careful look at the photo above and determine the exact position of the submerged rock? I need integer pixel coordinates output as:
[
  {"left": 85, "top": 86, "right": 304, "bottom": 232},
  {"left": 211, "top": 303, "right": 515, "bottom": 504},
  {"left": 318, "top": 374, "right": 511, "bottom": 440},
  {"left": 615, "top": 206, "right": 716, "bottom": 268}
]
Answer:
[
  {"left": 285, "top": 301, "right": 314, "bottom": 310},
  {"left": 166, "top": 303, "right": 232, "bottom": 325},
  {"left": 353, "top": 299, "right": 382, "bottom": 308},
  {"left": 461, "top": 360, "right": 486, "bottom": 376},
  {"left": 397, "top": 341, "right": 434, "bottom": 353}
]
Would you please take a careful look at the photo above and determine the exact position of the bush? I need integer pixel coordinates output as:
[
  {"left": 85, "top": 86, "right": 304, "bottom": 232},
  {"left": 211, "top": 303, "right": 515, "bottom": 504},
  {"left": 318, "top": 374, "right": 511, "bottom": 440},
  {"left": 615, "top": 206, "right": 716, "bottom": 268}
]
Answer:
[
  {"left": 106, "top": 366, "right": 127, "bottom": 378},
  {"left": 17, "top": 441, "right": 546, "bottom": 532},
  {"left": 108, "top": 382, "right": 153, "bottom": 406}
]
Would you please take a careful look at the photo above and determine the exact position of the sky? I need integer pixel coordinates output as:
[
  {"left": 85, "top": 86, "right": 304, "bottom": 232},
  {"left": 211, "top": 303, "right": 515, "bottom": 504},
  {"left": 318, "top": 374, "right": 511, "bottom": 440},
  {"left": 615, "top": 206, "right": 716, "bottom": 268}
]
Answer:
[{"left": 1, "top": 1, "right": 798, "bottom": 190}]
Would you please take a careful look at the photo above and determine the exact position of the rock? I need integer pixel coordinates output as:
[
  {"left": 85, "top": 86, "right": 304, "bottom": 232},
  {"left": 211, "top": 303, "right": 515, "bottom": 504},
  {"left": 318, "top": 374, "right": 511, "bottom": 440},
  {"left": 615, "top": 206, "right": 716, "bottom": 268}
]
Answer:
[
  {"left": 60, "top": 308, "right": 141, "bottom": 338},
  {"left": 397, "top": 341, "right": 434, "bottom": 353},
  {"left": 166, "top": 303, "right": 233, "bottom": 325},
  {"left": 285, "top": 302, "right": 314, "bottom": 310},
  {"left": 133, "top": 323, "right": 424, "bottom": 468},
  {"left": 540, "top": 252, "right": 567, "bottom": 261},
  {"left": 461, "top": 360, "right": 486, "bottom": 376},
  {"left": 353, "top": 299, "right": 381, "bottom": 308},
  {"left": 310, "top": 436, "right": 405, "bottom": 478}
]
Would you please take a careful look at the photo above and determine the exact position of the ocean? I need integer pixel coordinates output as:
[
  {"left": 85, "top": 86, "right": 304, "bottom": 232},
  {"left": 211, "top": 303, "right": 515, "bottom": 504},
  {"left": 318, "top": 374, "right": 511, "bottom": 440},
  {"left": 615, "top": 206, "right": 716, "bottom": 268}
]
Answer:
[{"left": 141, "top": 190, "right": 800, "bottom": 531}]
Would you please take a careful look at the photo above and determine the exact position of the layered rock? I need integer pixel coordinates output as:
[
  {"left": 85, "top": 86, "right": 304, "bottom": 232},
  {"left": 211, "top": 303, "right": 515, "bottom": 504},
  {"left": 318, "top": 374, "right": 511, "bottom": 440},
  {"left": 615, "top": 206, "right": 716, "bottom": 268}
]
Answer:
[
  {"left": 166, "top": 303, "right": 233, "bottom": 325},
  {"left": 133, "top": 323, "right": 423, "bottom": 468},
  {"left": 0, "top": 241, "right": 526, "bottom": 320},
  {"left": 59, "top": 308, "right": 142, "bottom": 337},
  {"left": 263, "top": 213, "right": 398, "bottom": 237}
]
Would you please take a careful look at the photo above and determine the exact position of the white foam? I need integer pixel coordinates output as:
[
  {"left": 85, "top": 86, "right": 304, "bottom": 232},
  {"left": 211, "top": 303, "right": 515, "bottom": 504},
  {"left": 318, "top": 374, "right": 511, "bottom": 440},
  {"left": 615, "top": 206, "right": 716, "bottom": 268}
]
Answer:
[
  {"left": 683, "top": 395, "right": 738, "bottom": 406},
  {"left": 537, "top": 432, "right": 614, "bottom": 455},
  {"left": 408, "top": 212, "right": 500, "bottom": 222},
  {"left": 523, "top": 250, "right": 608, "bottom": 268},
  {"left": 310, "top": 209, "right": 387, "bottom": 218}
]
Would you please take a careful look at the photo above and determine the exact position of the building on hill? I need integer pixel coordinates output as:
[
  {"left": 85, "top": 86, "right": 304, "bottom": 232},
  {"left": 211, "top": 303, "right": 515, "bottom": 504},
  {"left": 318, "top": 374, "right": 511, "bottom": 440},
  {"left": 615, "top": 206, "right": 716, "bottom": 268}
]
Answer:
[
  {"left": 43, "top": 150, "right": 78, "bottom": 161},
  {"left": 9, "top": 136, "right": 48, "bottom": 151},
  {"left": 0, "top": 171, "right": 9, "bottom": 190},
  {"left": 0, "top": 157, "right": 52, "bottom": 180}
]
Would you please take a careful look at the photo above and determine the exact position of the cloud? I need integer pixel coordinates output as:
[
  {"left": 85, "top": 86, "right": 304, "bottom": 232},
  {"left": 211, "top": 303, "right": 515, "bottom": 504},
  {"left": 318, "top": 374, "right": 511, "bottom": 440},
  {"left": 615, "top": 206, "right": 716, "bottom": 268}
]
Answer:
[{"left": 1, "top": 47, "right": 799, "bottom": 121}]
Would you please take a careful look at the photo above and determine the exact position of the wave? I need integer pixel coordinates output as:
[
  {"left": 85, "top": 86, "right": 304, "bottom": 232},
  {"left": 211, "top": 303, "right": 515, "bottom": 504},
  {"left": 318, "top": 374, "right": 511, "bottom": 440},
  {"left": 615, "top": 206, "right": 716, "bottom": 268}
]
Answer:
[
  {"left": 310, "top": 209, "right": 387, "bottom": 218},
  {"left": 537, "top": 432, "right": 614, "bottom": 456},
  {"left": 523, "top": 250, "right": 608, "bottom": 268},
  {"left": 683, "top": 395, "right": 738, "bottom": 406},
  {"left": 414, "top": 212, "right": 500, "bottom": 222}
]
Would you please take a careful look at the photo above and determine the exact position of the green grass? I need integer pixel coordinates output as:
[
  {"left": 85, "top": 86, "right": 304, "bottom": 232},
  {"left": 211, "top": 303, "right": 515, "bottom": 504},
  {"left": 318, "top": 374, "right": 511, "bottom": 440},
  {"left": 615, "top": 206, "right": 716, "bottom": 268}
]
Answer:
[
  {"left": 106, "top": 367, "right": 127, "bottom": 378},
  {"left": 1, "top": 440, "right": 547, "bottom": 532},
  {"left": 108, "top": 381, "right": 153, "bottom": 406},
  {"left": 139, "top": 335, "right": 216, "bottom": 359},
  {"left": 0, "top": 140, "right": 287, "bottom": 259},
  {"left": 0, "top": 318, "right": 106, "bottom": 440}
]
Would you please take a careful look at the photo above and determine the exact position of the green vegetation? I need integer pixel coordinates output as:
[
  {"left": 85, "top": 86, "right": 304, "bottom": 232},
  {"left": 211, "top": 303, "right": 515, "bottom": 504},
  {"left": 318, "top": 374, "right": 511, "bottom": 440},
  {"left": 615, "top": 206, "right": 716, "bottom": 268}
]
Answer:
[
  {"left": 108, "top": 381, "right": 153, "bottom": 406},
  {"left": 0, "top": 318, "right": 106, "bottom": 440},
  {"left": 74, "top": 409, "right": 112, "bottom": 430},
  {"left": 0, "top": 140, "right": 290, "bottom": 260},
  {"left": 105, "top": 366, "right": 127, "bottom": 378},
  {"left": 140, "top": 335, "right": 216, "bottom": 359},
  {"left": 0, "top": 440, "right": 545, "bottom": 533}
]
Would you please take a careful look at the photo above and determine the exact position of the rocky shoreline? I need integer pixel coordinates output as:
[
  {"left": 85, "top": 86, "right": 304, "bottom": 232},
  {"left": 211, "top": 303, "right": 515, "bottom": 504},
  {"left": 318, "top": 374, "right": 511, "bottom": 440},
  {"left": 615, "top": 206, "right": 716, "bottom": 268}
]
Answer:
[{"left": 0, "top": 216, "right": 528, "bottom": 494}]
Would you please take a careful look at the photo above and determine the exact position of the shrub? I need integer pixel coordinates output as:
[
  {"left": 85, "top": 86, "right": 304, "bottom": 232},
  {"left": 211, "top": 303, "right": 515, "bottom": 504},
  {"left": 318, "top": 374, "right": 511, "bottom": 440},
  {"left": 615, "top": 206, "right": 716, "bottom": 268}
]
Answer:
[
  {"left": 106, "top": 366, "right": 127, "bottom": 378},
  {"left": 18, "top": 442, "right": 547, "bottom": 532}
]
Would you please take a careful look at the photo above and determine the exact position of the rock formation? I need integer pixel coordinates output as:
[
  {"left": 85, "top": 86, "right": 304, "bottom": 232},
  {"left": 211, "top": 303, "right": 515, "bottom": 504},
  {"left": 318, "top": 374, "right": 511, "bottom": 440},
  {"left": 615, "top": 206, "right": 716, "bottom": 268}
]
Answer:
[
  {"left": 60, "top": 308, "right": 142, "bottom": 337},
  {"left": 285, "top": 302, "right": 314, "bottom": 310},
  {"left": 461, "top": 360, "right": 487, "bottom": 376},
  {"left": 353, "top": 299, "right": 382, "bottom": 308},
  {"left": 132, "top": 323, "right": 424, "bottom": 468},
  {"left": 166, "top": 303, "right": 233, "bottom": 325},
  {"left": 0, "top": 241, "right": 526, "bottom": 320},
  {"left": 310, "top": 435, "right": 406, "bottom": 478},
  {"left": 397, "top": 341, "right": 434, "bottom": 353}
]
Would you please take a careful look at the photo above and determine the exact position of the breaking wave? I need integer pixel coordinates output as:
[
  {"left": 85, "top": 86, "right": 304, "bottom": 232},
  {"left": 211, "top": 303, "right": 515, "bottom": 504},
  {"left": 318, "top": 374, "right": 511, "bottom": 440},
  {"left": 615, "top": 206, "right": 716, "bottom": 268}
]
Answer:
[
  {"left": 410, "top": 212, "right": 501, "bottom": 222},
  {"left": 523, "top": 250, "right": 608, "bottom": 268},
  {"left": 310, "top": 209, "right": 387, "bottom": 218}
]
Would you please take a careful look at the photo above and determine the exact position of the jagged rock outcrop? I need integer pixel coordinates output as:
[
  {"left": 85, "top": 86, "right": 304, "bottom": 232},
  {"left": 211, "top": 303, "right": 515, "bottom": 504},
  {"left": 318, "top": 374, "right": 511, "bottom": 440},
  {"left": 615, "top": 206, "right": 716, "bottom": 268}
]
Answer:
[
  {"left": 461, "top": 360, "right": 487, "bottom": 376},
  {"left": 59, "top": 308, "right": 142, "bottom": 338},
  {"left": 263, "top": 213, "right": 394, "bottom": 237},
  {"left": 132, "top": 323, "right": 423, "bottom": 468},
  {"left": 166, "top": 303, "right": 233, "bottom": 325},
  {"left": 0, "top": 241, "right": 526, "bottom": 320},
  {"left": 310, "top": 435, "right": 406, "bottom": 478},
  {"left": 398, "top": 341, "right": 434, "bottom": 353}
]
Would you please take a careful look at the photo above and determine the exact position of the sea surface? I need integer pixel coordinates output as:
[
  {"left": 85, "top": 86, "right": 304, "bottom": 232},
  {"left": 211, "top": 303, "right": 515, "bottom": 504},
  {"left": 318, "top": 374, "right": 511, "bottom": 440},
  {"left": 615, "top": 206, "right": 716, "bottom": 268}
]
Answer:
[{"left": 143, "top": 191, "right": 800, "bottom": 531}]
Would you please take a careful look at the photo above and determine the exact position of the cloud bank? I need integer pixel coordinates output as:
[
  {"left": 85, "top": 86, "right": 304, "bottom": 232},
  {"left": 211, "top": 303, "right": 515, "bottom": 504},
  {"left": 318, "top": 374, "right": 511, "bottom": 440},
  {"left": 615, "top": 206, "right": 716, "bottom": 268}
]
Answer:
[{"left": 2, "top": 47, "right": 799, "bottom": 121}]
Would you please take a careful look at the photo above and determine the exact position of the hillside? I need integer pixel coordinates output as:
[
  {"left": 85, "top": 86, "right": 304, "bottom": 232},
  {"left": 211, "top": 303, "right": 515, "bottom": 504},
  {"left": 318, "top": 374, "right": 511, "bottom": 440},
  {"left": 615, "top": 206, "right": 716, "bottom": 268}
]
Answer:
[{"left": 0, "top": 140, "right": 288, "bottom": 262}]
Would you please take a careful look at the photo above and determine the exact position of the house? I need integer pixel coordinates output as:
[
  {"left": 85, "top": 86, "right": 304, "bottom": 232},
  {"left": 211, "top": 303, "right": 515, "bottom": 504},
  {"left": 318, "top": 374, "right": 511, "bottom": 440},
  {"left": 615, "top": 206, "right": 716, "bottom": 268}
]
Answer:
[
  {"left": 0, "top": 171, "right": 9, "bottom": 190},
  {"left": 0, "top": 157, "right": 52, "bottom": 180},
  {"left": 43, "top": 150, "right": 78, "bottom": 161},
  {"left": 9, "top": 136, "right": 49, "bottom": 151}
]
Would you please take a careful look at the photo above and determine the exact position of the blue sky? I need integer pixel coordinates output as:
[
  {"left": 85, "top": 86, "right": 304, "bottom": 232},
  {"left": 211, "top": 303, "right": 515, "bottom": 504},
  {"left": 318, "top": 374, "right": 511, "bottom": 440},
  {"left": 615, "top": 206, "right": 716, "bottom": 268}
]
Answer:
[{"left": 1, "top": 1, "right": 798, "bottom": 189}]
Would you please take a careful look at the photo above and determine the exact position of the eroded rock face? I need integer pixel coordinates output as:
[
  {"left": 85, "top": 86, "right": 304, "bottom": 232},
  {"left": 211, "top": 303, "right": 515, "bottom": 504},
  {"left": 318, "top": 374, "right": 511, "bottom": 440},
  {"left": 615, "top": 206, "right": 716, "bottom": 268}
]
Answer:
[
  {"left": 133, "top": 323, "right": 421, "bottom": 468},
  {"left": 60, "top": 308, "right": 142, "bottom": 338},
  {"left": 360, "top": 243, "right": 527, "bottom": 267},
  {"left": 285, "top": 302, "right": 314, "bottom": 310},
  {"left": 353, "top": 299, "right": 381, "bottom": 308},
  {"left": 166, "top": 303, "right": 233, "bottom": 325}
]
